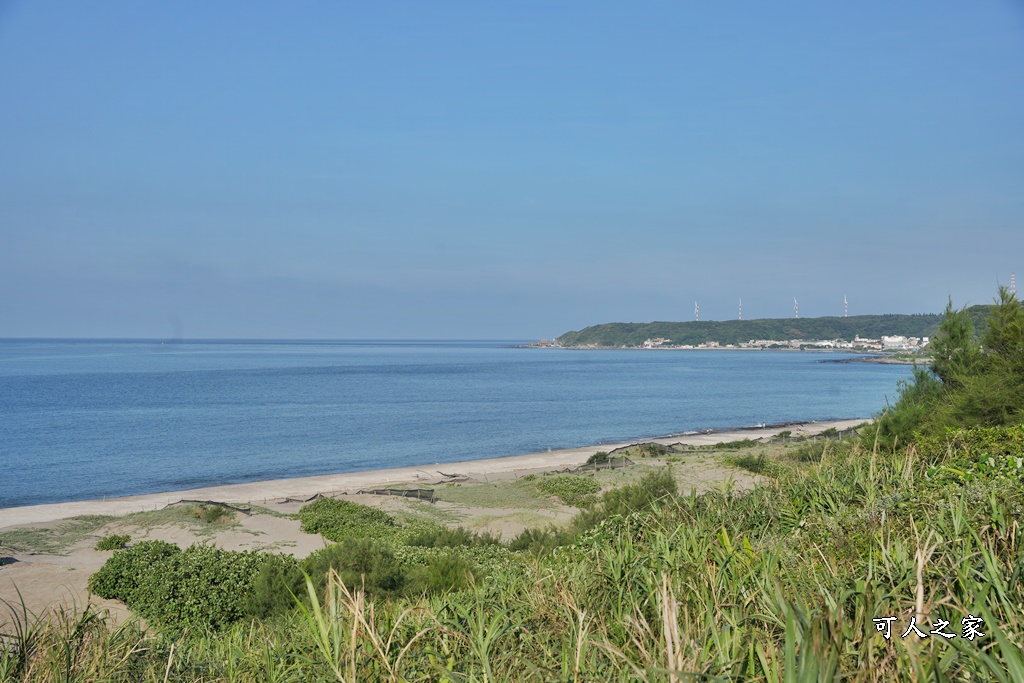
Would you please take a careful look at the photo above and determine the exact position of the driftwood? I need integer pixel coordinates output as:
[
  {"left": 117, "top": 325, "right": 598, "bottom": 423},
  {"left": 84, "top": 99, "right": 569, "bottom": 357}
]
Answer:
[{"left": 165, "top": 499, "right": 252, "bottom": 515}]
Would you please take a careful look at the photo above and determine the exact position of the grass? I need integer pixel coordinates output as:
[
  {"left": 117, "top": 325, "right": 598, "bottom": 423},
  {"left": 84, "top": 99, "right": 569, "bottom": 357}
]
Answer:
[
  {"left": 719, "top": 439, "right": 822, "bottom": 476},
  {"left": 534, "top": 474, "right": 601, "bottom": 506},
  {"left": 610, "top": 442, "right": 689, "bottom": 459},
  {"left": 721, "top": 449, "right": 774, "bottom": 475},
  {"left": 191, "top": 503, "right": 235, "bottom": 524},
  {"left": 95, "top": 534, "right": 130, "bottom": 551},
  {"left": 699, "top": 437, "right": 763, "bottom": 450},
  {"left": 247, "top": 504, "right": 298, "bottom": 520},
  {"left": 0, "top": 504, "right": 254, "bottom": 557},
  {"left": 463, "top": 511, "right": 554, "bottom": 531},
  {"left": 393, "top": 499, "right": 466, "bottom": 525},
  {"left": 433, "top": 478, "right": 553, "bottom": 509},
  {"left": 0, "top": 515, "right": 114, "bottom": 555},
  {"left": 3, "top": 430, "right": 1023, "bottom": 681},
  {"left": 590, "top": 462, "right": 662, "bottom": 486},
  {"left": 120, "top": 503, "right": 245, "bottom": 537}
]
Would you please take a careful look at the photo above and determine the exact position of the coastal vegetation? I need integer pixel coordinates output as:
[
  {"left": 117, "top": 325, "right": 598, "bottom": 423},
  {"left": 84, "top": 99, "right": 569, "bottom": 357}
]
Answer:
[
  {"left": 0, "top": 516, "right": 114, "bottom": 556},
  {"left": 534, "top": 474, "right": 601, "bottom": 506},
  {"left": 871, "top": 287, "right": 1024, "bottom": 451},
  {"left": 94, "top": 534, "right": 130, "bottom": 551},
  {"left": 2, "top": 289, "right": 1023, "bottom": 681},
  {"left": 555, "top": 310, "right": 994, "bottom": 348}
]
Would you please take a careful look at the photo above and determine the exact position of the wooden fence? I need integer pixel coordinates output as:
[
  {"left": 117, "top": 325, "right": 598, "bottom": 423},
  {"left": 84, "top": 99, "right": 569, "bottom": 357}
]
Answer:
[{"left": 357, "top": 488, "right": 436, "bottom": 503}]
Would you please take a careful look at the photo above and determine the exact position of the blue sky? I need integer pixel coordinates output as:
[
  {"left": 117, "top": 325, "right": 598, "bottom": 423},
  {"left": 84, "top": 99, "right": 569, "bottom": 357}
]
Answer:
[{"left": 1, "top": 2, "right": 1022, "bottom": 339}]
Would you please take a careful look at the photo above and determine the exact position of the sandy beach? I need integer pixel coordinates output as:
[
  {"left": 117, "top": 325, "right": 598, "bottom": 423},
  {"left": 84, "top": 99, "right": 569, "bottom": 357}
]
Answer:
[
  {"left": 0, "top": 418, "right": 865, "bottom": 620},
  {"left": 0, "top": 418, "right": 865, "bottom": 528}
]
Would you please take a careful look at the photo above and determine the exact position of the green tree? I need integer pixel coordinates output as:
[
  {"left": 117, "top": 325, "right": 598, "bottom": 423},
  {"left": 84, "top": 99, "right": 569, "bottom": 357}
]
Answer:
[
  {"left": 945, "top": 286, "right": 1024, "bottom": 427},
  {"left": 868, "top": 287, "right": 1024, "bottom": 449},
  {"left": 981, "top": 286, "right": 1024, "bottom": 362},
  {"left": 928, "top": 298, "right": 982, "bottom": 388}
]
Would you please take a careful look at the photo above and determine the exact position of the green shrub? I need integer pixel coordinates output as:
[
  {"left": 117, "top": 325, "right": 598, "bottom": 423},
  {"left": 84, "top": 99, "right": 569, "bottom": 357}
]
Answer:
[
  {"left": 507, "top": 526, "right": 574, "bottom": 555},
  {"left": 864, "top": 366, "right": 944, "bottom": 452},
  {"left": 88, "top": 540, "right": 180, "bottom": 605},
  {"left": 297, "top": 498, "right": 396, "bottom": 542},
  {"left": 94, "top": 534, "right": 130, "bottom": 551},
  {"left": 603, "top": 468, "right": 676, "bottom": 514},
  {"left": 723, "top": 451, "right": 777, "bottom": 475},
  {"left": 405, "top": 552, "right": 478, "bottom": 594},
  {"left": 89, "top": 541, "right": 291, "bottom": 633},
  {"left": 406, "top": 525, "right": 501, "bottom": 549},
  {"left": 574, "top": 468, "right": 678, "bottom": 533},
  {"left": 707, "top": 438, "right": 760, "bottom": 450},
  {"left": 244, "top": 553, "right": 304, "bottom": 620},
  {"left": 302, "top": 538, "right": 405, "bottom": 595},
  {"left": 917, "top": 424, "right": 1024, "bottom": 484},
  {"left": 138, "top": 546, "right": 269, "bottom": 632},
  {"left": 535, "top": 474, "right": 601, "bottom": 507},
  {"left": 586, "top": 451, "right": 610, "bottom": 465},
  {"left": 788, "top": 440, "right": 828, "bottom": 463},
  {"left": 193, "top": 504, "right": 234, "bottom": 524}
]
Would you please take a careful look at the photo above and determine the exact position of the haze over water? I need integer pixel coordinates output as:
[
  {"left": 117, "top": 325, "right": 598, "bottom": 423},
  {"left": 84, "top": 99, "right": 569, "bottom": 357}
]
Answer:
[{"left": 0, "top": 339, "right": 912, "bottom": 508}]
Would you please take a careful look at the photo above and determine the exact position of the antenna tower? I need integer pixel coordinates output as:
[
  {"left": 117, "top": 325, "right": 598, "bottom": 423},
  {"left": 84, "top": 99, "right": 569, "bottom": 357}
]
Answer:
[
  {"left": 844, "top": 294, "right": 848, "bottom": 318},
  {"left": 694, "top": 301, "right": 699, "bottom": 322},
  {"left": 1012, "top": 273, "right": 1017, "bottom": 296},
  {"left": 738, "top": 298, "right": 742, "bottom": 321},
  {"left": 794, "top": 298, "right": 799, "bottom": 319}
]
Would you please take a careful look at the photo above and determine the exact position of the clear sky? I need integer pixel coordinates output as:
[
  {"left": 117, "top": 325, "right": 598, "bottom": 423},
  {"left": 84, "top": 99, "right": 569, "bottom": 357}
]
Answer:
[{"left": 1, "top": 2, "right": 1022, "bottom": 339}]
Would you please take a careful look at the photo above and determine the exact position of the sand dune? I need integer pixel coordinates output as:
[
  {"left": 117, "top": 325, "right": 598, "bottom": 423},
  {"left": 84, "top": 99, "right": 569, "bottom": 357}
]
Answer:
[{"left": 0, "top": 419, "right": 864, "bottom": 528}]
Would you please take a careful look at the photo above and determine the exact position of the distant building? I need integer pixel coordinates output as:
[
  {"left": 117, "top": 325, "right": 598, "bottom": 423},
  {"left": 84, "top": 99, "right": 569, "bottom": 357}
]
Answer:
[
  {"left": 881, "top": 335, "right": 908, "bottom": 350},
  {"left": 854, "top": 336, "right": 883, "bottom": 349}
]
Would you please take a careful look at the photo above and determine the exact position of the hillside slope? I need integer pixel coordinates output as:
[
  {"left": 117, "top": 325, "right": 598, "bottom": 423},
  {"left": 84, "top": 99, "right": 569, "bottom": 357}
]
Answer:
[{"left": 555, "top": 307, "right": 992, "bottom": 348}]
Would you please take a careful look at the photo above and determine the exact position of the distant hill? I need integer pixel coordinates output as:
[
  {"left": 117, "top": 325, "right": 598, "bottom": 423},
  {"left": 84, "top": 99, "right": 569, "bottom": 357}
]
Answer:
[{"left": 556, "top": 306, "right": 993, "bottom": 348}]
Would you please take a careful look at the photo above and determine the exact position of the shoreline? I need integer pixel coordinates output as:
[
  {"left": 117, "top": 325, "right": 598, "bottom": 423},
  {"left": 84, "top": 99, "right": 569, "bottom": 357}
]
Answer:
[
  {"left": 0, "top": 418, "right": 867, "bottom": 529},
  {"left": 528, "top": 346, "right": 924, "bottom": 363}
]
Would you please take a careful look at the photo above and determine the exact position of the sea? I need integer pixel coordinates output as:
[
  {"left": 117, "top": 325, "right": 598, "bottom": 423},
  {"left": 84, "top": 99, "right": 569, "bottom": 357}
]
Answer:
[{"left": 0, "top": 339, "right": 913, "bottom": 509}]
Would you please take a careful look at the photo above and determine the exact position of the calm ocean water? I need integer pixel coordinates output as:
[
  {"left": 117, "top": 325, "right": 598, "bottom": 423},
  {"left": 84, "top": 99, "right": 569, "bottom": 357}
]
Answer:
[{"left": 0, "top": 339, "right": 912, "bottom": 508}]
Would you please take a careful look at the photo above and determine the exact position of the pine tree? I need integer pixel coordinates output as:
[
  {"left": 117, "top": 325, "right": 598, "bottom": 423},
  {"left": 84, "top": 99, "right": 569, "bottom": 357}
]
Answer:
[{"left": 928, "top": 298, "right": 982, "bottom": 389}]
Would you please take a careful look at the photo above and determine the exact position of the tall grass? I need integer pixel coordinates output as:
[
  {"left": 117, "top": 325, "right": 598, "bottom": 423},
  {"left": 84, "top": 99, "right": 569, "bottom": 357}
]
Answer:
[{"left": 2, "top": 435, "right": 1022, "bottom": 681}]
